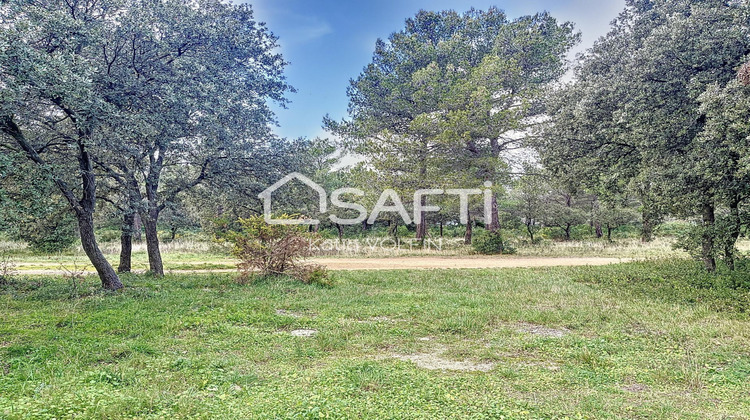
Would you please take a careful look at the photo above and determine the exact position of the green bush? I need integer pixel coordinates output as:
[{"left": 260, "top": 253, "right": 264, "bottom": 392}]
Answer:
[
  {"left": 14, "top": 209, "right": 77, "bottom": 253},
  {"left": 96, "top": 228, "right": 122, "bottom": 243},
  {"left": 472, "top": 231, "right": 516, "bottom": 255},
  {"left": 0, "top": 153, "right": 78, "bottom": 253},
  {"left": 606, "top": 224, "right": 641, "bottom": 239},
  {"left": 655, "top": 220, "right": 694, "bottom": 237}
]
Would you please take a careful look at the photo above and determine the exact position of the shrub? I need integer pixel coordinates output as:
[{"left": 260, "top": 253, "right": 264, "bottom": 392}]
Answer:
[
  {"left": 672, "top": 216, "right": 745, "bottom": 269},
  {"left": 289, "top": 263, "right": 333, "bottom": 287},
  {"left": 472, "top": 231, "right": 516, "bottom": 255},
  {"left": 225, "top": 215, "right": 330, "bottom": 284},
  {"left": 0, "top": 253, "right": 16, "bottom": 285},
  {"left": 656, "top": 220, "right": 693, "bottom": 237},
  {"left": 14, "top": 209, "right": 77, "bottom": 253},
  {"left": 0, "top": 153, "right": 78, "bottom": 253},
  {"left": 96, "top": 228, "right": 122, "bottom": 243}
]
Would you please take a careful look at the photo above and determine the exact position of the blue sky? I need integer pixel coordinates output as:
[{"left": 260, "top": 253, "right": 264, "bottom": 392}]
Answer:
[{"left": 250, "top": 0, "right": 626, "bottom": 141}]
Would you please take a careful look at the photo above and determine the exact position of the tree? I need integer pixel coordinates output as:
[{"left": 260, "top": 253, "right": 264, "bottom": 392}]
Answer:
[
  {"left": 0, "top": 0, "right": 291, "bottom": 285},
  {"left": 695, "top": 62, "right": 750, "bottom": 270},
  {"left": 91, "top": 0, "right": 291, "bottom": 276},
  {"left": 160, "top": 200, "right": 198, "bottom": 242},
  {"left": 536, "top": 0, "right": 750, "bottom": 271},
  {"left": 1, "top": 0, "right": 130, "bottom": 289},
  {"left": 510, "top": 167, "right": 549, "bottom": 243},
  {"left": 327, "top": 8, "right": 578, "bottom": 242},
  {"left": 540, "top": 188, "right": 589, "bottom": 241},
  {"left": 594, "top": 202, "right": 640, "bottom": 242},
  {"left": 188, "top": 137, "right": 311, "bottom": 240}
]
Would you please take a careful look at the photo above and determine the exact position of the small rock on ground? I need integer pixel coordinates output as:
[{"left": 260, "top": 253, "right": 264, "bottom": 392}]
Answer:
[{"left": 290, "top": 329, "right": 317, "bottom": 337}]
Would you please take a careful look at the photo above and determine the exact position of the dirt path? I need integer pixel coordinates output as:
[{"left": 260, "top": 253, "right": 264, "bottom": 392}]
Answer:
[
  {"left": 314, "top": 256, "right": 630, "bottom": 270},
  {"left": 14, "top": 256, "right": 630, "bottom": 275}
]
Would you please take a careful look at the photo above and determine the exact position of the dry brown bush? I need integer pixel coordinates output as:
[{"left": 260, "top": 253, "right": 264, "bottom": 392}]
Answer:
[{"left": 226, "top": 215, "right": 330, "bottom": 285}]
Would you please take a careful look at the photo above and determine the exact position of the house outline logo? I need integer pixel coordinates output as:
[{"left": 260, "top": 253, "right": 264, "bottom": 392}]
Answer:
[
  {"left": 259, "top": 172, "right": 496, "bottom": 226},
  {"left": 258, "top": 172, "right": 326, "bottom": 225}
]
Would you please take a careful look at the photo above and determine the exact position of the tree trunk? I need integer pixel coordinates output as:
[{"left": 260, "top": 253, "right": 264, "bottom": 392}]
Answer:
[
  {"left": 118, "top": 212, "right": 134, "bottom": 273},
  {"left": 564, "top": 224, "right": 572, "bottom": 241},
  {"left": 526, "top": 222, "right": 535, "bottom": 243},
  {"left": 415, "top": 217, "right": 426, "bottom": 243},
  {"left": 78, "top": 212, "right": 123, "bottom": 290},
  {"left": 361, "top": 220, "right": 368, "bottom": 232},
  {"left": 595, "top": 222, "right": 603, "bottom": 238},
  {"left": 141, "top": 209, "right": 164, "bottom": 276},
  {"left": 142, "top": 149, "right": 166, "bottom": 277},
  {"left": 439, "top": 221, "right": 443, "bottom": 238},
  {"left": 1, "top": 116, "right": 122, "bottom": 290},
  {"left": 488, "top": 193, "right": 500, "bottom": 232},
  {"left": 701, "top": 201, "right": 716, "bottom": 273},
  {"left": 607, "top": 226, "right": 613, "bottom": 242},
  {"left": 725, "top": 196, "right": 741, "bottom": 271},
  {"left": 132, "top": 213, "right": 142, "bottom": 242},
  {"left": 336, "top": 223, "right": 343, "bottom": 243},
  {"left": 464, "top": 215, "right": 473, "bottom": 245},
  {"left": 415, "top": 195, "right": 427, "bottom": 243},
  {"left": 641, "top": 209, "right": 654, "bottom": 243}
]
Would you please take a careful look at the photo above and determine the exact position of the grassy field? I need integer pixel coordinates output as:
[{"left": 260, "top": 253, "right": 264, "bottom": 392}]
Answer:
[
  {"left": 2, "top": 260, "right": 750, "bottom": 419},
  {"left": 6, "top": 236, "right": 741, "bottom": 273}
]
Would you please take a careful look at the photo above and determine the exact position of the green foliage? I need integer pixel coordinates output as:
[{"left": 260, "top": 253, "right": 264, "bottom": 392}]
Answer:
[
  {"left": 673, "top": 223, "right": 706, "bottom": 260},
  {"left": 472, "top": 230, "right": 515, "bottom": 255},
  {"left": 0, "top": 253, "right": 16, "bottom": 285},
  {"left": 540, "top": 225, "right": 594, "bottom": 242},
  {"left": 673, "top": 215, "right": 746, "bottom": 269},
  {"left": 535, "top": 0, "right": 750, "bottom": 270},
  {"left": 15, "top": 209, "right": 77, "bottom": 254},
  {"left": 161, "top": 201, "right": 199, "bottom": 241},
  {"left": 0, "top": 153, "right": 77, "bottom": 253},
  {"left": 327, "top": 7, "right": 578, "bottom": 223},
  {"left": 655, "top": 221, "right": 693, "bottom": 237},
  {"left": 95, "top": 228, "right": 123, "bottom": 244},
  {"left": 1, "top": 0, "right": 293, "bottom": 285}
]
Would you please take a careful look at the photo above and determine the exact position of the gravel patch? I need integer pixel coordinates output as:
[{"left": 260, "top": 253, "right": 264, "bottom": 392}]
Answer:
[
  {"left": 622, "top": 383, "right": 650, "bottom": 393},
  {"left": 391, "top": 345, "right": 494, "bottom": 372},
  {"left": 516, "top": 322, "right": 569, "bottom": 338}
]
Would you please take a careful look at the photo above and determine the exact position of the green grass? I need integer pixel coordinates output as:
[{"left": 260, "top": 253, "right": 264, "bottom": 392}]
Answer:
[
  {"left": 8, "top": 252, "right": 237, "bottom": 272},
  {"left": 7, "top": 235, "right": 730, "bottom": 267},
  {"left": 1, "top": 261, "right": 750, "bottom": 418},
  {"left": 9, "top": 236, "right": 738, "bottom": 273}
]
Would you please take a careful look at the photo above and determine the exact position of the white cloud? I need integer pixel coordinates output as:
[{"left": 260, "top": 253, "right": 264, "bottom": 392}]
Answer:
[
  {"left": 251, "top": 2, "right": 333, "bottom": 46},
  {"left": 284, "top": 17, "right": 333, "bottom": 45}
]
